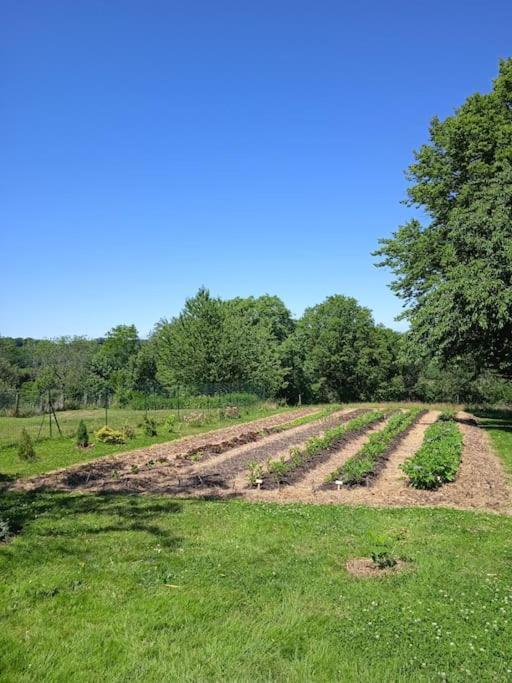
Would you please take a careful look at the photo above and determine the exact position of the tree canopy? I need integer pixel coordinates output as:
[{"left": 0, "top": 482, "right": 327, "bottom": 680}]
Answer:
[{"left": 375, "top": 58, "right": 512, "bottom": 376}]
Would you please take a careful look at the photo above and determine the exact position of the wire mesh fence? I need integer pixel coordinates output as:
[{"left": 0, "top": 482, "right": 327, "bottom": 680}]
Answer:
[{"left": 0, "top": 384, "right": 271, "bottom": 451}]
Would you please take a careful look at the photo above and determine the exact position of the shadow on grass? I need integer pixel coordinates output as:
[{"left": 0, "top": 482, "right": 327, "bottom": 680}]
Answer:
[
  {"left": 0, "top": 490, "right": 184, "bottom": 549},
  {"left": 470, "top": 407, "right": 512, "bottom": 431}
]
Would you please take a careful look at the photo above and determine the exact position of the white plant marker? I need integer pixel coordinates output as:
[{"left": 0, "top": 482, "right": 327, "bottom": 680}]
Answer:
[
  {"left": 255, "top": 478, "right": 263, "bottom": 490},
  {"left": 335, "top": 479, "right": 344, "bottom": 491}
]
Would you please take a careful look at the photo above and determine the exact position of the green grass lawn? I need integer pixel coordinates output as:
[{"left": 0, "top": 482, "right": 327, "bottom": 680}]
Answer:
[
  {"left": 0, "top": 404, "right": 295, "bottom": 480},
  {"left": 1, "top": 492, "right": 511, "bottom": 682},
  {"left": 474, "top": 408, "right": 512, "bottom": 477}
]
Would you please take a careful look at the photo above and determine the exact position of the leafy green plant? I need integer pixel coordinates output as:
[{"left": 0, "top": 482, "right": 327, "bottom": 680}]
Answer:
[
  {"left": 142, "top": 416, "right": 157, "bottom": 437},
  {"left": 130, "top": 464, "right": 139, "bottom": 474},
  {"left": 438, "top": 411, "right": 455, "bottom": 422},
  {"left": 247, "top": 461, "right": 264, "bottom": 486},
  {"left": 263, "top": 410, "right": 386, "bottom": 486},
  {"left": 17, "top": 428, "right": 36, "bottom": 461},
  {"left": 75, "top": 420, "right": 89, "bottom": 448},
  {"left": 164, "top": 414, "right": 177, "bottom": 432},
  {"left": 401, "top": 419, "right": 462, "bottom": 489},
  {"left": 368, "top": 532, "right": 398, "bottom": 569},
  {"left": 332, "top": 409, "right": 422, "bottom": 485},
  {"left": 371, "top": 550, "right": 398, "bottom": 569},
  {"left": 95, "top": 426, "right": 125, "bottom": 445}
]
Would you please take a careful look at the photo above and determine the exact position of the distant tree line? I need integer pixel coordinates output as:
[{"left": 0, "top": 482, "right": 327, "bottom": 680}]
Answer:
[{"left": 1, "top": 287, "right": 510, "bottom": 412}]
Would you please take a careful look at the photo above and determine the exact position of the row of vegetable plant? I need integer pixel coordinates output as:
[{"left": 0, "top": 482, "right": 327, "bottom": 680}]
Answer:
[
  {"left": 400, "top": 416, "right": 462, "bottom": 489},
  {"left": 326, "top": 408, "right": 424, "bottom": 486},
  {"left": 183, "top": 405, "right": 344, "bottom": 462},
  {"left": 250, "top": 410, "right": 386, "bottom": 488}
]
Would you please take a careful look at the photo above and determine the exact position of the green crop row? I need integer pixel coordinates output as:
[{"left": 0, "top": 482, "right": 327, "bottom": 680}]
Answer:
[
  {"left": 257, "top": 410, "right": 385, "bottom": 486},
  {"left": 269, "top": 405, "right": 342, "bottom": 434},
  {"left": 329, "top": 408, "right": 423, "bottom": 486},
  {"left": 400, "top": 418, "right": 462, "bottom": 489}
]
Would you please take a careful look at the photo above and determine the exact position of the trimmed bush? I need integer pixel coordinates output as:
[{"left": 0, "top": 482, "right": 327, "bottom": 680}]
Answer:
[
  {"left": 76, "top": 420, "right": 89, "bottom": 448},
  {"left": 18, "top": 428, "right": 36, "bottom": 460},
  {"left": 95, "top": 426, "right": 125, "bottom": 445},
  {"left": 401, "top": 419, "right": 462, "bottom": 489},
  {"left": 333, "top": 409, "right": 422, "bottom": 486}
]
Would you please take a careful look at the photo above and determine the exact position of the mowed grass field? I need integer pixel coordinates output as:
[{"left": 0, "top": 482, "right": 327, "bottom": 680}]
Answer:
[
  {"left": 1, "top": 493, "right": 511, "bottom": 682},
  {"left": 1, "top": 405, "right": 511, "bottom": 681}
]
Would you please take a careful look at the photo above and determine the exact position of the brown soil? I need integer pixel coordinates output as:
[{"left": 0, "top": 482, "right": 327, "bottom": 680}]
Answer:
[
  {"left": 14, "top": 409, "right": 512, "bottom": 515},
  {"left": 346, "top": 557, "right": 409, "bottom": 578},
  {"left": 296, "top": 415, "right": 393, "bottom": 490},
  {"left": 13, "top": 407, "right": 317, "bottom": 493}
]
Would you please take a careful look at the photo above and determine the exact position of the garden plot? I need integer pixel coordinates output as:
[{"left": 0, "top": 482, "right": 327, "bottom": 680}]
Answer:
[
  {"left": 106, "top": 407, "right": 364, "bottom": 495},
  {"left": 13, "top": 406, "right": 318, "bottom": 493},
  {"left": 257, "top": 411, "right": 512, "bottom": 513}
]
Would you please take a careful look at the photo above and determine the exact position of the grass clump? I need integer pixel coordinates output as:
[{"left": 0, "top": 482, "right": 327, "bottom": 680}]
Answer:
[
  {"left": 75, "top": 420, "right": 89, "bottom": 448},
  {"left": 17, "top": 428, "right": 36, "bottom": 461},
  {"left": 401, "top": 419, "right": 462, "bottom": 489},
  {"left": 333, "top": 409, "right": 422, "bottom": 485}
]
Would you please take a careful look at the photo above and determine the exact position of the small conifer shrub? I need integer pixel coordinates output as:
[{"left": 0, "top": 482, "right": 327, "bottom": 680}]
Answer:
[
  {"left": 76, "top": 420, "right": 89, "bottom": 448},
  {"left": 18, "top": 428, "right": 36, "bottom": 460}
]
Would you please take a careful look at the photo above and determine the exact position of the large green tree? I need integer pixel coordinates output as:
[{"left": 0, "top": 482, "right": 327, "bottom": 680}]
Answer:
[
  {"left": 153, "top": 288, "right": 286, "bottom": 396},
  {"left": 290, "top": 295, "right": 393, "bottom": 401},
  {"left": 375, "top": 59, "right": 512, "bottom": 375}
]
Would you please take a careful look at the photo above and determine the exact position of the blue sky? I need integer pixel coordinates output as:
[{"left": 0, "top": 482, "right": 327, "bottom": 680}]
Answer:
[{"left": 2, "top": 0, "right": 511, "bottom": 338}]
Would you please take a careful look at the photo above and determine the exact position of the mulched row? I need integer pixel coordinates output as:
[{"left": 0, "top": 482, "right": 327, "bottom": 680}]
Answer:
[{"left": 322, "top": 409, "right": 427, "bottom": 490}]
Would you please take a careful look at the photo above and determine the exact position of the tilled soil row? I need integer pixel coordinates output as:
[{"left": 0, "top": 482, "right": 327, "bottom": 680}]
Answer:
[
  {"left": 13, "top": 407, "right": 318, "bottom": 492},
  {"left": 69, "top": 408, "right": 363, "bottom": 495},
  {"left": 256, "top": 413, "right": 387, "bottom": 490},
  {"left": 321, "top": 409, "right": 427, "bottom": 490}
]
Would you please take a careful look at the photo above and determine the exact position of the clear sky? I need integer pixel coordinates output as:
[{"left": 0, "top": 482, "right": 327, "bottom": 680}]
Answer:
[{"left": 2, "top": 0, "right": 511, "bottom": 339}]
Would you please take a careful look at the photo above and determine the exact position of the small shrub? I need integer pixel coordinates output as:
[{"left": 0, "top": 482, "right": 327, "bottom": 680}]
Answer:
[
  {"left": 0, "top": 519, "right": 11, "bottom": 543},
  {"left": 164, "top": 414, "right": 177, "bottom": 432},
  {"left": 111, "top": 469, "right": 120, "bottom": 480},
  {"left": 181, "top": 411, "right": 207, "bottom": 426},
  {"left": 75, "top": 420, "right": 89, "bottom": 448},
  {"left": 438, "top": 411, "right": 455, "bottom": 421},
  {"left": 142, "top": 416, "right": 157, "bottom": 437},
  {"left": 267, "top": 457, "right": 289, "bottom": 484},
  {"left": 95, "top": 426, "right": 125, "bottom": 445},
  {"left": 223, "top": 405, "right": 241, "bottom": 419},
  {"left": 371, "top": 551, "right": 398, "bottom": 569},
  {"left": 18, "top": 428, "right": 36, "bottom": 460},
  {"left": 122, "top": 423, "right": 136, "bottom": 440},
  {"left": 247, "top": 461, "right": 264, "bottom": 486},
  {"left": 130, "top": 464, "right": 139, "bottom": 474}
]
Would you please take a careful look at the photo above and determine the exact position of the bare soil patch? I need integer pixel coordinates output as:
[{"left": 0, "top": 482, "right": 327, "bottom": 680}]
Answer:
[
  {"left": 12, "top": 407, "right": 317, "bottom": 493},
  {"left": 89, "top": 408, "right": 360, "bottom": 495},
  {"left": 346, "top": 557, "right": 409, "bottom": 578}
]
